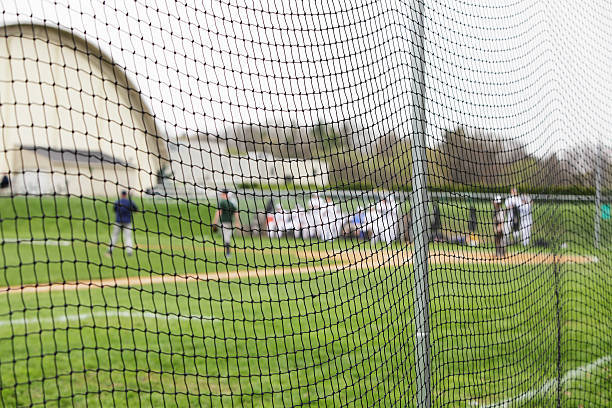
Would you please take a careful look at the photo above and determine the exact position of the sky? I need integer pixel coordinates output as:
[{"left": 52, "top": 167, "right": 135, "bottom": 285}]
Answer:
[{"left": 2, "top": 0, "right": 612, "bottom": 157}]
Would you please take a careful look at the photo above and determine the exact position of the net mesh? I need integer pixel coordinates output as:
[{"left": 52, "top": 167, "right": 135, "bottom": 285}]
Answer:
[{"left": 1, "top": 1, "right": 611, "bottom": 407}]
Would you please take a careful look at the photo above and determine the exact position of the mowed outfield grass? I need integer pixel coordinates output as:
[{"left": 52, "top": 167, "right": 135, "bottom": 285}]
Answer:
[{"left": 0, "top": 196, "right": 611, "bottom": 407}]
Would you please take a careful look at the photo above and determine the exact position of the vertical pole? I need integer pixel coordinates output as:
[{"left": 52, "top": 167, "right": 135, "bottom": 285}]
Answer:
[
  {"left": 595, "top": 143, "right": 602, "bottom": 249},
  {"left": 554, "top": 252, "right": 562, "bottom": 408},
  {"left": 409, "top": 1, "right": 431, "bottom": 407}
]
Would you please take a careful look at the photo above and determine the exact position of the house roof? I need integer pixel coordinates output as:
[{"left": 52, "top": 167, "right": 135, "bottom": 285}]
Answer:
[
  {"left": 1, "top": 23, "right": 170, "bottom": 165},
  {"left": 21, "top": 146, "right": 129, "bottom": 167}
]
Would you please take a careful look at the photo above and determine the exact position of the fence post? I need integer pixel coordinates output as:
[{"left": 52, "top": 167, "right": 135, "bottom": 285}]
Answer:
[
  {"left": 554, "top": 251, "right": 563, "bottom": 408},
  {"left": 409, "top": 0, "right": 432, "bottom": 406},
  {"left": 595, "top": 143, "right": 602, "bottom": 249}
]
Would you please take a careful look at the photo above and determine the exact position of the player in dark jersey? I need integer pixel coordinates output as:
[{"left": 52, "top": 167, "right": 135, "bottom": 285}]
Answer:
[
  {"left": 212, "top": 190, "right": 240, "bottom": 257},
  {"left": 107, "top": 190, "right": 138, "bottom": 256}
]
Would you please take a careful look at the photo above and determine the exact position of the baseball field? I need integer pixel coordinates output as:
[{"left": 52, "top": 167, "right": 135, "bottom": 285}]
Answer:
[{"left": 0, "top": 196, "right": 610, "bottom": 407}]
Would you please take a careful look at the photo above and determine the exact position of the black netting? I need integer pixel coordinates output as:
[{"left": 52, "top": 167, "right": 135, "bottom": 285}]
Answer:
[{"left": 0, "top": 1, "right": 611, "bottom": 407}]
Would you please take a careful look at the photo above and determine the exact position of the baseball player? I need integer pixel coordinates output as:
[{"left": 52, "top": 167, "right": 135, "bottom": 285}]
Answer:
[
  {"left": 505, "top": 188, "right": 521, "bottom": 244},
  {"left": 493, "top": 195, "right": 506, "bottom": 258},
  {"left": 519, "top": 193, "right": 533, "bottom": 246},
  {"left": 290, "top": 204, "right": 307, "bottom": 239},
  {"left": 268, "top": 204, "right": 287, "bottom": 239},
  {"left": 306, "top": 193, "right": 325, "bottom": 239},
  {"left": 107, "top": 190, "right": 138, "bottom": 257},
  {"left": 431, "top": 200, "right": 443, "bottom": 241},
  {"left": 467, "top": 206, "right": 479, "bottom": 246},
  {"left": 366, "top": 204, "right": 382, "bottom": 245},
  {"left": 212, "top": 190, "right": 240, "bottom": 257},
  {"left": 319, "top": 196, "right": 342, "bottom": 241},
  {"left": 344, "top": 209, "right": 368, "bottom": 239},
  {"left": 377, "top": 196, "right": 398, "bottom": 244}
]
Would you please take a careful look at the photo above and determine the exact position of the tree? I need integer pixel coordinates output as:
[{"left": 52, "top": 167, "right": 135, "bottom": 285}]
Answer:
[
  {"left": 370, "top": 131, "right": 412, "bottom": 188},
  {"left": 433, "top": 127, "right": 529, "bottom": 188},
  {"left": 308, "top": 120, "right": 354, "bottom": 156}
]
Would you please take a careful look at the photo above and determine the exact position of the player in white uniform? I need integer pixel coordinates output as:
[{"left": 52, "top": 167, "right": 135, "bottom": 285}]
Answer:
[
  {"left": 504, "top": 188, "right": 522, "bottom": 244},
  {"left": 318, "top": 196, "right": 342, "bottom": 241},
  {"left": 379, "top": 196, "right": 399, "bottom": 244},
  {"left": 366, "top": 204, "right": 382, "bottom": 244},
  {"left": 519, "top": 193, "right": 533, "bottom": 246},
  {"left": 303, "top": 210, "right": 315, "bottom": 239},
  {"left": 290, "top": 204, "right": 307, "bottom": 239},
  {"left": 331, "top": 198, "right": 344, "bottom": 240},
  {"left": 493, "top": 195, "right": 506, "bottom": 257},
  {"left": 369, "top": 196, "right": 398, "bottom": 245},
  {"left": 306, "top": 194, "right": 325, "bottom": 239},
  {"left": 267, "top": 204, "right": 286, "bottom": 238}
]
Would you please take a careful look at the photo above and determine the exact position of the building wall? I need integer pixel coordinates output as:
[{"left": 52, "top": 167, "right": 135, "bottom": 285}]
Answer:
[
  {"left": 6, "top": 149, "right": 136, "bottom": 196},
  {"left": 0, "top": 24, "right": 169, "bottom": 195},
  {"left": 170, "top": 135, "right": 329, "bottom": 188}
]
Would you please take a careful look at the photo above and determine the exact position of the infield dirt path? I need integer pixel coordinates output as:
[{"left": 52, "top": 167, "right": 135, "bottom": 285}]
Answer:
[
  {"left": 127, "top": 243, "right": 595, "bottom": 266},
  {"left": 1, "top": 248, "right": 596, "bottom": 294},
  {"left": 332, "top": 249, "right": 595, "bottom": 267}
]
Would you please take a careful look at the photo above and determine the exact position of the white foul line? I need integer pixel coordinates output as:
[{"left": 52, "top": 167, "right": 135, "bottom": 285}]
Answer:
[
  {"left": 1, "top": 238, "right": 71, "bottom": 246},
  {"left": 0, "top": 309, "right": 216, "bottom": 328},
  {"left": 477, "top": 354, "right": 612, "bottom": 407}
]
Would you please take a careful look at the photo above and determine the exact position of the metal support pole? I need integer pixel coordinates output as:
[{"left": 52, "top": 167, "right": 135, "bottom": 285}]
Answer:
[
  {"left": 554, "top": 252, "right": 562, "bottom": 408},
  {"left": 595, "top": 143, "right": 602, "bottom": 249},
  {"left": 409, "top": 1, "right": 431, "bottom": 406}
]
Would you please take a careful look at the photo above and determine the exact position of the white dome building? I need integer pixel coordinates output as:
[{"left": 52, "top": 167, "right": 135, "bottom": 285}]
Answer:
[{"left": 0, "top": 23, "right": 169, "bottom": 196}]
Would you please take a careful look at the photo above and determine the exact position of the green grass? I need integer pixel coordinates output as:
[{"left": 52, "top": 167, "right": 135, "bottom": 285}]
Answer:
[
  {"left": 435, "top": 198, "right": 612, "bottom": 253},
  {"left": 0, "top": 197, "right": 611, "bottom": 407}
]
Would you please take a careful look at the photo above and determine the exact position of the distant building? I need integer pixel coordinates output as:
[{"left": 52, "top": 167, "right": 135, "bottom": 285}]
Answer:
[
  {"left": 169, "top": 133, "right": 328, "bottom": 190},
  {"left": 7, "top": 147, "right": 133, "bottom": 195},
  {"left": 0, "top": 23, "right": 169, "bottom": 196}
]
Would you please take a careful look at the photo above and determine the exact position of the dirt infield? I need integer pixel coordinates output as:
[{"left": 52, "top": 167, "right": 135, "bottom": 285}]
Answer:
[
  {"left": 327, "top": 249, "right": 596, "bottom": 267},
  {"left": 3, "top": 263, "right": 343, "bottom": 295},
  {"left": 108, "top": 238, "right": 597, "bottom": 266},
  {"left": 0, "top": 247, "right": 596, "bottom": 295},
  {"left": 118, "top": 244, "right": 597, "bottom": 266}
]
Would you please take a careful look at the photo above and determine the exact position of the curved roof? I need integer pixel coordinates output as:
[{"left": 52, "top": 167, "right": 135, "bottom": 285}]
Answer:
[{"left": 0, "top": 22, "right": 169, "bottom": 165}]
